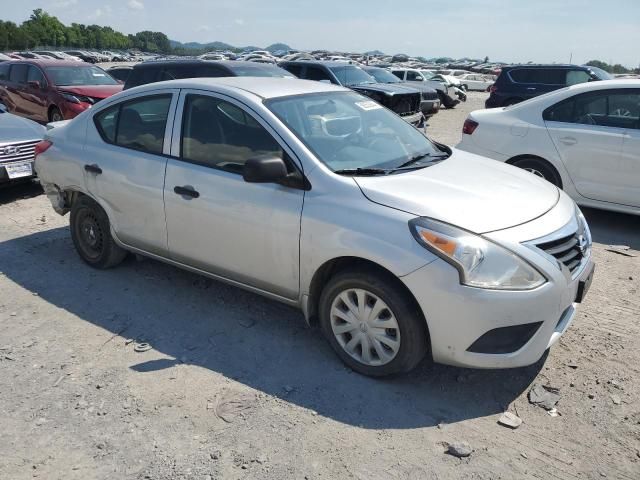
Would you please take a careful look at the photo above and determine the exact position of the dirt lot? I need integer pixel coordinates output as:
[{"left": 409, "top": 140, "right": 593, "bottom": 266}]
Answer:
[{"left": 1, "top": 93, "right": 639, "bottom": 480}]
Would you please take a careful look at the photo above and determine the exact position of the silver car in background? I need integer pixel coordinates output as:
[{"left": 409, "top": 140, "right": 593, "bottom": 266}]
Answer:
[
  {"left": 35, "top": 78, "right": 594, "bottom": 376},
  {"left": 0, "top": 107, "right": 45, "bottom": 184}
]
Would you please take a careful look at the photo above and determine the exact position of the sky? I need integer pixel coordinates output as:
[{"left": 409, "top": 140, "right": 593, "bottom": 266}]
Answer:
[{"left": 3, "top": 0, "right": 640, "bottom": 67}]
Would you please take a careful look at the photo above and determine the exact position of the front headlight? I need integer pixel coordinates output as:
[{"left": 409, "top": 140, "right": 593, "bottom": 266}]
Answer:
[{"left": 409, "top": 218, "right": 546, "bottom": 290}]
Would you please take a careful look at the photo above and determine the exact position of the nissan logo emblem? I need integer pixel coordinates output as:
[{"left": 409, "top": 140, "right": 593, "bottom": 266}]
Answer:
[{"left": 0, "top": 146, "right": 20, "bottom": 155}]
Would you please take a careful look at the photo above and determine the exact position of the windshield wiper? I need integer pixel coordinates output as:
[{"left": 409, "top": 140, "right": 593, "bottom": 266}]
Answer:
[
  {"left": 333, "top": 167, "right": 390, "bottom": 176},
  {"left": 396, "top": 152, "right": 449, "bottom": 169}
]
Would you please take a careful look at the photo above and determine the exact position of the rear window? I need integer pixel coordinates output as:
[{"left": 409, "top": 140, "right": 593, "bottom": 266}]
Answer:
[{"left": 160, "top": 65, "right": 225, "bottom": 81}]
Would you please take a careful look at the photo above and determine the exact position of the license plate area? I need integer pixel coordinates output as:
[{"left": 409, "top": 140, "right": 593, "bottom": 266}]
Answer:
[
  {"left": 575, "top": 263, "right": 595, "bottom": 303},
  {"left": 4, "top": 162, "right": 33, "bottom": 179}
]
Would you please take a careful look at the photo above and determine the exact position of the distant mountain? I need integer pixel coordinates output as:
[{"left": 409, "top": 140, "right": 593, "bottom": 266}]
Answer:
[{"left": 170, "top": 40, "right": 292, "bottom": 53}]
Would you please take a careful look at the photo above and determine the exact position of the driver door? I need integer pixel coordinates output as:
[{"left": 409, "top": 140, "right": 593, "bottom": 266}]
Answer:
[{"left": 164, "top": 90, "right": 305, "bottom": 299}]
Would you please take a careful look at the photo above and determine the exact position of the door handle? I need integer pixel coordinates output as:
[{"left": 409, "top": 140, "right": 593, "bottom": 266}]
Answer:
[
  {"left": 174, "top": 185, "right": 200, "bottom": 198},
  {"left": 84, "top": 164, "right": 102, "bottom": 174},
  {"left": 559, "top": 136, "right": 577, "bottom": 145},
  {"left": 526, "top": 87, "right": 537, "bottom": 91}
]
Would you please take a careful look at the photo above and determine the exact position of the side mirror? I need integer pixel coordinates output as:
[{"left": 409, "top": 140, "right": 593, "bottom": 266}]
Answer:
[
  {"left": 243, "top": 155, "right": 288, "bottom": 184},
  {"left": 28, "top": 80, "right": 40, "bottom": 89}
]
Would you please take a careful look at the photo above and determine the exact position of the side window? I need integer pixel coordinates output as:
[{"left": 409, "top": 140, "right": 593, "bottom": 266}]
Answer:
[
  {"left": 181, "top": 94, "right": 283, "bottom": 174},
  {"left": 573, "top": 93, "right": 607, "bottom": 124},
  {"left": 543, "top": 99, "right": 575, "bottom": 123},
  {"left": 283, "top": 64, "right": 303, "bottom": 77},
  {"left": 9, "top": 64, "right": 28, "bottom": 84},
  {"left": 508, "top": 69, "right": 532, "bottom": 83},
  {"left": 391, "top": 71, "right": 404, "bottom": 80},
  {"left": 305, "top": 66, "right": 332, "bottom": 82},
  {"left": 566, "top": 70, "right": 591, "bottom": 86},
  {"left": 116, "top": 95, "right": 172, "bottom": 153},
  {"left": 406, "top": 71, "right": 421, "bottom": 81},
  {"left": 94, "top": 104, "right": 120, "bottom": 143},
  {"left": 0, "top": 64, "right": 9, "bottom": 81},
  {"left": 127, "top": 68, "right": 158, "bottom": 87},
  {"left": 27, "top": 66, "right": 47, "bottom": 87}
]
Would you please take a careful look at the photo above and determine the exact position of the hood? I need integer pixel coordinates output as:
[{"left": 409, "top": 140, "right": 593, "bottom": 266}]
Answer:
[
  {"left": 0, "top": 112, "right": 45, "bottom": 143},
  {"left": 351, "top": 82, "right": 418, "bottom": 97},
  {"left": 354, "top": 150, "right": 560, "bottom": 234},
  {"left": 57, "top": 84, "right": 123, "bottom": 99}
]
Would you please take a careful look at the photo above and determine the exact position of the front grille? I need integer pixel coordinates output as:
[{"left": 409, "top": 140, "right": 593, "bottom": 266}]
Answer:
[
  {"left": 0, "top": 140, "right": 40, "bottom": 164},
  {"left": 536, "top": 231, "right": 585, "bottom": 274},
  {"left": 386, "top": 93, "right": 421, "bottom": 117},
  {"left": 421, "top": 90, "right": 438, "bottom": 100}
]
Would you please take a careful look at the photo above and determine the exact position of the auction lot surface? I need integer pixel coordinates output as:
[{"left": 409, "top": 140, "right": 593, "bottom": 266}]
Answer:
[{"left": 1, "top": 92, "right": 639, "bottom": 480}]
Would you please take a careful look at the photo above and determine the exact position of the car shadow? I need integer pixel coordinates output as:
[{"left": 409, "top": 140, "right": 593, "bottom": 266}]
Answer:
[
  {"left": 0, "top": 226, "right": 546, "bottom": 429},
  {"left": 582, "top": 207, "right": 640, "bottom": 251},
  {"left": 0, "top": 180, "right": 43, "bottom": 205}
]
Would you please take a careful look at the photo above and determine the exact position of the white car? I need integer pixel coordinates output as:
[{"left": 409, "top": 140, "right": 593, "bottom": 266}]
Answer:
[
  {"left": 35, "top": 77, "right": 594, "bottom": 376},
  {"left": 458, "top": 80, "right": 640, "bottom": 216},
  {"left": 458, "top": 73, "right": 495, "bottom": 91}
]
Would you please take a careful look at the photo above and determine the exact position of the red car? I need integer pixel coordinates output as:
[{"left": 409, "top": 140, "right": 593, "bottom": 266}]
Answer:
[{"left": 0, "top": 60, "right": 123, "bottom": 123}]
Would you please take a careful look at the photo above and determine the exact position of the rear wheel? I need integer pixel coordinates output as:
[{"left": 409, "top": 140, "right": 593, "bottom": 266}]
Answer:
[
  {"left": 319, "top": 269, "right": 429, "bottom": 377},
  {"left": 49, "top": 107, "right": 63, "bottom": 123},
  {"left": 512, "top": 157, "right": 562, "bottom": 188},
  {"left": 70, "top": 195, "right": 127, "bottom": 269}
]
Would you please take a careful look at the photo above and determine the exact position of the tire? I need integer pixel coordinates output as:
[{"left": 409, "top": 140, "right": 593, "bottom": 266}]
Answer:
[
  {"left": 49, "top": 107, "right": 63, "bottom": 123},
  {"left": 512, "top": 157, "right": 563, "bottom": 188},
  {"left": 319, "top": 268, "right": 429, "bottom": 377},
  {"left": 70, "top": 195, "right": 127, "bottom": 269}
]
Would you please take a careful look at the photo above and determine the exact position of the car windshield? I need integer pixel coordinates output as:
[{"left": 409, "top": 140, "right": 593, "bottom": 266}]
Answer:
[
  {"left": 420, "top": 70, "right": 436, "bottom": 79},
  {"left": 45, "top": 66, "right": 118, "bottom": 86},
  {"left": 230, "top": 65, "right": 295, "bottom": 78},
  {"left": 266, "top": 91, "right": 446, "bottom": 174},
  {"left": 329, "top": 66, "right": 376, "bottom": 86},
  {"left": 586, "top": 66, "right": 613, "bottom": 80},
  {"left": 366, "top": 68, "right": 401, "bottom": 83}
]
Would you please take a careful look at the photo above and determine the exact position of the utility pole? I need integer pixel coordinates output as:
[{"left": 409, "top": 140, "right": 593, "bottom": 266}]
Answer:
[{"left": 569, "top": 52, "right": 572, "bottom": 64}]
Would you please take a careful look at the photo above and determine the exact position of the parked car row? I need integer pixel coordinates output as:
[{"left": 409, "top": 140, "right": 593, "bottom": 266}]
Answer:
[{"left": 0, "top": 49, "right": 152, "bottom": 64}]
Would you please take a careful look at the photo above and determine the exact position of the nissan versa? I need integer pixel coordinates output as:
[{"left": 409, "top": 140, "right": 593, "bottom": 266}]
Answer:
[{"left": 34, "top": 78, "right": 595, "bottom": 376}]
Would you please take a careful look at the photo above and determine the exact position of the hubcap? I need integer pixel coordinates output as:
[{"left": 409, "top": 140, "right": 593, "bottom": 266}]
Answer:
[
  {"left": 524, "top": 167, "right": 545, "bottom": 179},
  {"left": 77, "top": 212, "right": 103, "bottom": 259},
  {"left": 330, "top": 288, "right": 400, "bottom": 367}
]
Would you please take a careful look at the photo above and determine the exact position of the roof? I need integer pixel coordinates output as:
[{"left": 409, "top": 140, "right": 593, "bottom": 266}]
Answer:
[
  {"left": 502, "top": 64, "right": 589, "bottom": 70},
  {"left": 280, "top": 60, "right": 362, "bottom": 68},
  {"left": 127, "top": 76, "right": 348, "bottom": 99},
  {"left": 564, "top": 79, "right": 640, "bottom": 92},
  {"left": 132, "top": 59, "right": 285, "bottom": 71},
  {"left": 1, "top": 59, "right": 90, "bottom": 68}
]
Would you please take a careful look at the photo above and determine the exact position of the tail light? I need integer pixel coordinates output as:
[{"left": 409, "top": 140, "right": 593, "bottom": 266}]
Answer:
[
  {"left": 462, "top": 119, "right": 479, "bottom": 135},
  {"left": 489, "top": 84, "right": 497, "bottom": 94},
  {"left": 34, "top": 140, "right": 52, "bottom": 159}
]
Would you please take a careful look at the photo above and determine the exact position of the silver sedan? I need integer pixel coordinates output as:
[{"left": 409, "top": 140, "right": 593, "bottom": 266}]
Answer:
[{"left": 35, "top": 77, "right": 594, "bottom": 376}]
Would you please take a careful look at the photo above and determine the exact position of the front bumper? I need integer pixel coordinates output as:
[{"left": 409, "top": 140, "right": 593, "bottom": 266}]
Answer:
[
  {"left": 401, "top": 203, "right": 593, "bottom": 369},
  {"left": 0, "top": 160, "right": 36, "bottom": 184},
  {"left": 420, "top": 99, "right": 440, "bottom": 116},
  {"left": 400, "top": 111, "right": 425, "bottom": 126}
]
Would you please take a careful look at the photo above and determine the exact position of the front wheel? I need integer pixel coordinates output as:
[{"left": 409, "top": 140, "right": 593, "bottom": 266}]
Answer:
[
  {"left": 70, "top": 195, "right": 127, "bottom": 269},
  {"left": 319, "top": 269, "right": 429, "bottom": 377},
  {"left": 512, "top": 157, "right": 562, "bottom": 188},
  {"left": 49, "top": 107, "right": 64, "bottom": 123}
]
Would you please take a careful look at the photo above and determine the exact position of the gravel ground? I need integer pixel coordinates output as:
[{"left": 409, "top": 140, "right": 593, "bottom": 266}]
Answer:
[{"left": 1, "top": 93, "right": 639, "bottom": 480}]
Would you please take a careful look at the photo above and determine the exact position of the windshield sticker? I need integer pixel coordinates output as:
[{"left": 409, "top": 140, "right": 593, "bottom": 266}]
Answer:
[{"left": 355, "top": 101, "right": 382, "bottom": 111}]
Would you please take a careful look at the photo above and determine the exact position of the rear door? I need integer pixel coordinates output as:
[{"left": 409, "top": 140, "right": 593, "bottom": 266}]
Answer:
[
  {"left": 163, "top": 90, "right": 304, "bottom": 299},
  {"left": 618, "top": 90, "right": 640, "bottom": 207},
  {"left": 544, "top": 89, "right": 635, "bottom": 206},
  {"left": 6, "top": 63, "right": 29, "bottom": 115},
  {"left": 84, "top": 89, "right": 179, "bottom": 255},
  {"left": 23, "top": 65, "right": 49, "bottom": 121}
]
